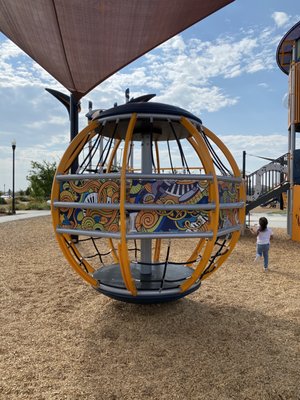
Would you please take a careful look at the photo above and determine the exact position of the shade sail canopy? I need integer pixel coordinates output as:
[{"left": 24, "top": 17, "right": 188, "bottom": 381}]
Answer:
[{"left": 0, "top": 0, "right": 234, "bottom": 99}]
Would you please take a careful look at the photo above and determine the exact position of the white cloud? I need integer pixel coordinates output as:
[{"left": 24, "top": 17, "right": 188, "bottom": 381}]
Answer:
[
  {"left": 25, "top": 115, "right": 68, "bottom": 129},
  {"left": 160, "top": 35, "right": 186, "bottom": 53},
  {"left": 219, "top": 133, "right": 292, "bottom": 173},
  {"left": 0, "top": 12, "right": 298, "bottom": 190},
  {"left": 258, "top": 83, "right": 268, "bottom": 88},
  {"left": 272, "top": 12, "right": 289, "bottom": 28},
  {"left": 0, "top": 40, "right": 24, "bottom": 60},
  {"left": 0, "top": 39, "right": 59, "bottom": 89},
  {"left": 89, "top": 30, "right": 280, "bottom": 114},
  {"left": 0, "top": 145, "right": 63, "bottom": 191},
  {"left": 0, "top": 22, "right": 286, "bottom": 117},
  {"left": 156, "top": 85, "right": 238, "bottom": 114}
]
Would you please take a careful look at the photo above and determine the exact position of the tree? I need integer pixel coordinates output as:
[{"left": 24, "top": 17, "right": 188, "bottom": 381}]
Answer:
[{"left": 27, "top": 160, "right": 57, "bottom": 199}]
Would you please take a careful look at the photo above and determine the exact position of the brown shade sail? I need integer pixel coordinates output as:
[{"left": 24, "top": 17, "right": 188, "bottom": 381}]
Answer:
[{"left": 0, "top": 0, "right": 234, "bottom": 99}]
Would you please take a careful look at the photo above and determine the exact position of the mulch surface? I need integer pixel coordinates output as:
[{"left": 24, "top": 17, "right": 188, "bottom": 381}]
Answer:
[{"left": 0, "top": 216, "right": 299, "bottom": 400}]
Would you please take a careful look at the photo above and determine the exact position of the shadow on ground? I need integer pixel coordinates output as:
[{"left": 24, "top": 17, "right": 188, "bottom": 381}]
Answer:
[{"left": 77, "top": 297, "right": 299, "bottom": 400}]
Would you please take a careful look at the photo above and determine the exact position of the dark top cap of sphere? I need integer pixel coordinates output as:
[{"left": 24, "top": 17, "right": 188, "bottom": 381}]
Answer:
[{"left": 92, "top": 101, "right": 202, "bottom": 125}]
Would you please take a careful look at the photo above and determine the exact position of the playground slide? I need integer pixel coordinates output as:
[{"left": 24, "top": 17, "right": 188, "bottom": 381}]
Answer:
[{"left": 245, "top": 153, "right": 289, "bottom": 213}]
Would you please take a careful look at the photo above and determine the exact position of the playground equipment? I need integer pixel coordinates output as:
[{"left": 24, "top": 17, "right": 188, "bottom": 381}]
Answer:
[
  {"left": 1, "top": 1, "right": 243, "bottom": 303},
  {"left": 277, "top": 21, "right": 300, "bottom": 241},
  {"left": 51, "top": 99, "right": 245, "bottom": 303},
  {"left": 245, "top": 153, "right": 289, "bottom": 214}
]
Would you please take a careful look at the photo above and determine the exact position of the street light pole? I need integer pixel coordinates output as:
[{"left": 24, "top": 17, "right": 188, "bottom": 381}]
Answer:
[{"left": 11, "top": 139, "right": 16, "bottom": 214}]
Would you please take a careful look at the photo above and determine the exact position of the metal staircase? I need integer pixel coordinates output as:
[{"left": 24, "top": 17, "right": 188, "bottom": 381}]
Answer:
[{"left": 246, "top": 153, "right": 289, "bottom": 213}]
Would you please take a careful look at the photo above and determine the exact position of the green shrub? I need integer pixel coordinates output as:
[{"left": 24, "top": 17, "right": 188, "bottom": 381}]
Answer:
[
  {"left": 26, "top": 200, "right": 50, "bottom": 210},
  {"left": 16, "top": 203, "right": 28, "bottom": 211},
  {"left": 0, "top": 197, "right": 7, "bottom": 205},
  {"left": 27, "top": 160, "right": 56, "bottom": 200},
  {"left": 18, "top": 195, "right": 30, "bottom": 202}
]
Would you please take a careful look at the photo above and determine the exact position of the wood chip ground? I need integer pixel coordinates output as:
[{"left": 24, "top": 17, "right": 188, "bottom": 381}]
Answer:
[{"left": 0, "top": 216, "right": 299, "bottom": 400}]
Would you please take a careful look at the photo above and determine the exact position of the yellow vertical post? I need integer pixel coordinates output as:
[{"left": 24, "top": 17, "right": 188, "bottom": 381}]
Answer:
[
  {"left": 51, "top": 121, "right": 100, "bottom": 287},
  {"left": 292, "top": 185, "right": 300, "bottom": 241},
  {"left": 119, "top": 114, "right": 137, "bottom": 295},
  {"left": 106, "top": 138, "right": 121, "bottom": 263},
  {"left": 179, "top": 117, "right": 219, "bottom": 292}
]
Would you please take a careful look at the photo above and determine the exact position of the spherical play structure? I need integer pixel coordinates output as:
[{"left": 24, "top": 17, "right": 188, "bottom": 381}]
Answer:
[{"left": 51, "top": 99, "right": 245, "bottom": 303}]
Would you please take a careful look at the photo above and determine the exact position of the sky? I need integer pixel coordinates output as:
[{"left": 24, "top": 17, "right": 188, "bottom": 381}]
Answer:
[{"left": 0, "top": 0, "right": 299, "bottom": 191}]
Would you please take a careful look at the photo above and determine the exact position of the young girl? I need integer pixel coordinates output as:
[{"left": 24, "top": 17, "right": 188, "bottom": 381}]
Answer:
[{"left": 250, "top": 217, "right": 273, "bottom": 271}]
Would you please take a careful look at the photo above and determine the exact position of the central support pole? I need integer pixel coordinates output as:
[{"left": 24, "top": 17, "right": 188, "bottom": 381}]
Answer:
[{"left": 141, "top": 133, "right": 152, "bottom": 274}]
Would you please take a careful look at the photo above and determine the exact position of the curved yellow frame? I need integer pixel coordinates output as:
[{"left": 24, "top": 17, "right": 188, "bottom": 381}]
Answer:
[
  {"left": 118, "top": 114, "right": 137, "bottom": 295},
  {"left": 200, "top": 125, "right": 246, "bottom": 280},
  {"left": 179, "top": 117, "right": 219, "bottom": 292},
  {"left": 51, "top": 121, "right": 100, "bottom": 287},
  {"left": 51, "top": 115, "right": 245, "bottom": 296},
  {"left": 106, "top": 138, "right": 121, "bottom": 263}
]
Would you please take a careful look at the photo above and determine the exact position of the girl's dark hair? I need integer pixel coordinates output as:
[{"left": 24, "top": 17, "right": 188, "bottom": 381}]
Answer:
[{"left": 259, "top": 217, "right": 268, "bottom": 231}]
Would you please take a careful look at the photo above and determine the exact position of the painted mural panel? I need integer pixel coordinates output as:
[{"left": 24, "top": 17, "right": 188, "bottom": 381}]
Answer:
[
  {"left": 58, "top": 178, "right": 241, "bottom": 234},
  {"left": 128, "top": 179, "right": 210, "bottom": 233},
  {"left": 59, "top": 180, "right": 120, "bottom": 232}
]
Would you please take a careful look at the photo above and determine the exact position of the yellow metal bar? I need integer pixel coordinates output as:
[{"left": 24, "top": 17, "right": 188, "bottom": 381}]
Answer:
[
  {"left": 186, "top": 238, "right": 206, "bottom": 265},
  {"left": 156, "top": 166, "right": 203, "bottom": 172},
  {"left": 107, "top": 138, "right": 121, "bottom": 172},
  {"left": 57, "top": 234, "right": 98, "bottom": 286},
  {"left": 202, "top": 125, "right": 246, "bottom": 224},
  {"left": 60, "top": 120, "right": 99, "bottom": 174},
  {"left": 119, "top": 114, "right": 137, "bottom": 295},
  {"left": 124, "top": 166, "right": 203, "bottom": 173},
  {"left": 202, "top": 126, "right": 240, "bottom": 177},
  {"left": 292, "top": 185, "right": 300, "bottom": 241},
  {"left": 201, "top": 231, "right": 240, "bottom": 281},
  {"left": 185, "top": 136, "right": 211, "bottom": 266},
  {"left": 51, "top": 172, "right": 98, "bottom": 287},
  {"left": 199, "top": 125, "right": 246, "bottom": 277},
  {"left": 106, "top": 138, "right": 121, "bottom": 262},
  {"left": 184, "top": 138, "right": 207, "bottom": 266},
  {"left": 51, "top": 120, "right": 102, "bottom": 288},
  {"left": 202, "top": 124, "right": 246, "bottom": 213},
  {"left": 179, "top": 117, "right": 219, "bottom": 292},
  {"left": 68, "top": 241, "right": 95, "bottom": 273},
  {"left": 117, "top": 243, "right": 134, "bottom": 290},
  {"left": 51, "top": 175, "right": 98, "bottom": 286},
  {"left": 153, "top": 240, "right": 161, "bottom": 262},
  {"left": 295, "top": 63, "right": 300, "bottom": 124},
  {"left": 108, "top": 238, "right": 119, "bottom": 263}
]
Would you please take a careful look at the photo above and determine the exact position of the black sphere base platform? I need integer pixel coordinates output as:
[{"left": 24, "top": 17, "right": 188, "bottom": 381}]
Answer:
[{"left": 93, "top": 263, "right": 200, "bottom": 304}]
